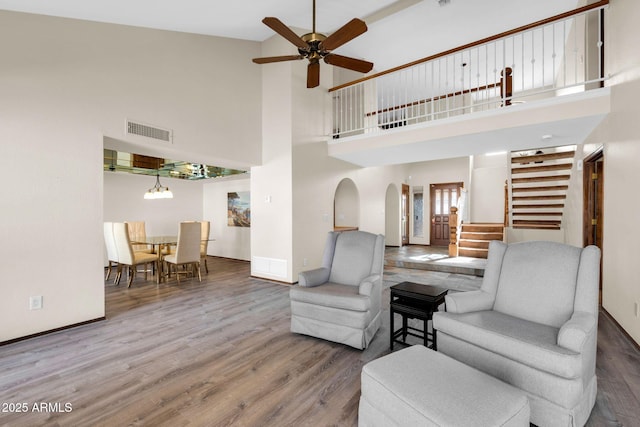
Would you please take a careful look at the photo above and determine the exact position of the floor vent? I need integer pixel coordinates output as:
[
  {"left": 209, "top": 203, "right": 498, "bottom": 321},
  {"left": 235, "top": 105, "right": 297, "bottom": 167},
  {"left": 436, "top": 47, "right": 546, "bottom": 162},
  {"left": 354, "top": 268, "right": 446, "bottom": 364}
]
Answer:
[{"left": 126, "top": 120, "right": 173, "bottom": 143}]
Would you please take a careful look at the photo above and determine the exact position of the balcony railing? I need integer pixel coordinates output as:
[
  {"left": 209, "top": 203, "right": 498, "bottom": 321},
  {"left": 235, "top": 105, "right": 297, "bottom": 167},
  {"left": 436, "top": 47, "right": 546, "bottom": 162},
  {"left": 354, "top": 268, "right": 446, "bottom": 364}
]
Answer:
[{"left": 329, "top": 1, "right": 608, "bottom": 139}]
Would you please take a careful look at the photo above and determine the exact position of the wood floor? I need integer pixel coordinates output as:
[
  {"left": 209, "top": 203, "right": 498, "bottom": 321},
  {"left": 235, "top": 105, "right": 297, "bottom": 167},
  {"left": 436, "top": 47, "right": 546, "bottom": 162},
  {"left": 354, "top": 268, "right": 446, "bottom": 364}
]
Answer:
[{"left": 0, "top": 257, "right": 639, "bottom": 426}]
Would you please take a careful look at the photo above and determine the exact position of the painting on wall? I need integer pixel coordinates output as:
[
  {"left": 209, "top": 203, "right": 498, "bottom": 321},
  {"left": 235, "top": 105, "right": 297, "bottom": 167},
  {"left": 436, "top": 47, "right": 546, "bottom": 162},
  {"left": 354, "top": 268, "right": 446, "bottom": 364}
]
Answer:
[{"left": 228, "top": 191, "right": 251, "bottom": 227}]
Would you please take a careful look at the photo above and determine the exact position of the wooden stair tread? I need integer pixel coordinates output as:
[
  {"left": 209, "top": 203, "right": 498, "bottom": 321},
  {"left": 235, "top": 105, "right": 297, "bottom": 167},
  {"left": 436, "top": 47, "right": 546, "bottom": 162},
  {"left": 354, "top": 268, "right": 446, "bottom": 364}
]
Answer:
[
  {"left": 513, "top": 224, "right": 561, "bottom": 230},
  {"left": 458, "top": 247, "right": 489, "bottom": 259},
  {"left": 512, "top": 194, "right": 566, "bottom": 201},
  {"left": 512, "top": 185, "right": 569, "bottom": 192},
  {"left": 512, "top": 211, "right": 563, "bottom": 216},
  {"left": 511, "top": 150, "right": 575, "bottom": 164},
  {"left": 511, "top": 163, "right": 573, "bottom": 174},
  {"left": 512, "top": 203, "right": 565, "bottom": 209},
  {"left": 511, "top": 174, "right": 570, "bottom": 183}
]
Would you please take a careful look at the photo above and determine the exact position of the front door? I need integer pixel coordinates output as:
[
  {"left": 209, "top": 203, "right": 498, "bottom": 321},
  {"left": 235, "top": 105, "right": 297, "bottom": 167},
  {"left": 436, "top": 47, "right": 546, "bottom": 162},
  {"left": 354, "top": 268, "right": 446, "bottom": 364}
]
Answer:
[
  {"left": 430, "top": 182, "right": 462, "bottom": 246},
  {"left": 402, "top": 184, "right": 410, "bottom": 245}
]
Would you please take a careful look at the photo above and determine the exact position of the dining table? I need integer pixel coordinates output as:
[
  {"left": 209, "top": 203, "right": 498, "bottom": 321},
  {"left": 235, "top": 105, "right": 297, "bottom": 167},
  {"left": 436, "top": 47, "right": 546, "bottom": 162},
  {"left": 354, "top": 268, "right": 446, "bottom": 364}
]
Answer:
[
  {"left": 131, "top": 235, "right": 178, "bottom": 283},
  {"left": 131, "top": 235, "right": 214, "bottom": 283}
]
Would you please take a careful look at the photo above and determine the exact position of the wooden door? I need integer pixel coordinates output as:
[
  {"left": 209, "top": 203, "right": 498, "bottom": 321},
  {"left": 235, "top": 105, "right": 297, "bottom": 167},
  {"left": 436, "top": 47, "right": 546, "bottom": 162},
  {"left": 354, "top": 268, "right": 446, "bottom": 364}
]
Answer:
[
  {"left": 430, "top": 182, "right": 462, "bottom": 246},
  {"left": 402, "top": 184, "right": 410, "bottom": 245},
  {"left": 583, "top": 149, "right": 604, "bottom": 300}
]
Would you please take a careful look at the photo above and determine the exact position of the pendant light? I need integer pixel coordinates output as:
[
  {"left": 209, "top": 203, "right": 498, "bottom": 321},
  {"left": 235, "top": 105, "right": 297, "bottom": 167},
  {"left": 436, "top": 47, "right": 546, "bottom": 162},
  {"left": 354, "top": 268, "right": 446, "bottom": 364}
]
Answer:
[{"left": 144, "top": 173, "right": 173, "bottom": 199}]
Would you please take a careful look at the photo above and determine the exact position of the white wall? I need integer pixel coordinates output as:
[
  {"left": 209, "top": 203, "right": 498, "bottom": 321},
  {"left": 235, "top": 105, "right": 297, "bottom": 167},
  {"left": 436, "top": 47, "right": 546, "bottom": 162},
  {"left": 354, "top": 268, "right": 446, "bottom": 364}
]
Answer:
[
  {"left": 599, "top": 0, "right": 640, "bottom": 345},
  {"left": 385, "top": 184, "right": 402, "bottom": 247},
  {"left": 104, "top": 172, "right": 204, "bottom": 235},
  {"left": 203, "top": 177, "right": 251, "bottom": 261},
  {"left": 250, "top": 34, "right": 294, "bottom": 282},
  {"left": 470, "top": 153, "right": 508, "bottom": 224},
  {"left": 0, "top": 10, "right": 261, "bottom": 342}
]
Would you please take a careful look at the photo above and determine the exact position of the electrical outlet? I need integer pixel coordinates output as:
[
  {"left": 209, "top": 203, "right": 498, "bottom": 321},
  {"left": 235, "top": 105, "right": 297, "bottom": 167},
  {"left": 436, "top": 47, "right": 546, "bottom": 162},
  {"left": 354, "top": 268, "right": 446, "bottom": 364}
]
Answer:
[
  {"left": 29, "top": 296, "right": 43, "bottom": 310},
  {"left": 635, "top": 302, "right": 639, "bottom": 318},
  {"left": 303, "top": 258, "right": 308, "bottom": 267}
]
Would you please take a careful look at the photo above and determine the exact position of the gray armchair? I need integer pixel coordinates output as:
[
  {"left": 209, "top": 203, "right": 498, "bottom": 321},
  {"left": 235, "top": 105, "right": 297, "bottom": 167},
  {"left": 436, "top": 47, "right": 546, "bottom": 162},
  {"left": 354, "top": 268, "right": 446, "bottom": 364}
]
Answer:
[
  {"left": 290, "top": 230, "right": 385, "bottom": 350},
  {"left": 433, "top": 240, "right": 601, "bottom": 427}
]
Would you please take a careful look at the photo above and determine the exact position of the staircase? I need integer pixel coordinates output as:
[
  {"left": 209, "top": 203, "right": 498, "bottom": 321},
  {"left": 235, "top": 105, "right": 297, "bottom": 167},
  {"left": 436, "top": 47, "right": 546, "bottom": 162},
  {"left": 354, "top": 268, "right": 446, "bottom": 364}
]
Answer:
[
  {"left": 509, "top": 146, "right": 576, "bottom": 230},
  {"left": 458, "top": 223, "right": 504, "bottom": 259}
]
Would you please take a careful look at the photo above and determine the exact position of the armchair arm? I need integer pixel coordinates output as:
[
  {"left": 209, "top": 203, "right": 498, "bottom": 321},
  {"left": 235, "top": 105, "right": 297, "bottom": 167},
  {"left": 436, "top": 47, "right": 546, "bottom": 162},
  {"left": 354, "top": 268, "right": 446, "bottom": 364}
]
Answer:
[
  {"left": 358, "top": 274, "right": 381, "bottom": 296},
  {"left": 558, "top": 311, "right": 597, "bottom": 353},
  {"left": 298, "top": 267, "right": 330, "bottom": 287},
  {"left": 445, "top": 290, "right": 494, "bottom": 314}
]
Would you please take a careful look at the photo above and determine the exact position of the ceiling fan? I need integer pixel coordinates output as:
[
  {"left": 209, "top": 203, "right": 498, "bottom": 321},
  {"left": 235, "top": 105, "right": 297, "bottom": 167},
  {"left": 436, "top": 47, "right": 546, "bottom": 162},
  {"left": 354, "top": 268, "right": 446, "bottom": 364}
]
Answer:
[{"left": 252, "top": 0, "right": 374, "bottom": 88}]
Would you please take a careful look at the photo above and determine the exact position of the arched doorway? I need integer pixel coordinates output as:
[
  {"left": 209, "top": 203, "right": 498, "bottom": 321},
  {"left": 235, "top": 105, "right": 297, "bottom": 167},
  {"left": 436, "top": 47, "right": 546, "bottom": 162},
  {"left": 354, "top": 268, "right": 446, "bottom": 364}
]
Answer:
[
  {"left": 385, "top": 184, "right": 401, "bottom": 246},
  {"left": 334, "top": 178, "right": 360, "bottom": 231}
]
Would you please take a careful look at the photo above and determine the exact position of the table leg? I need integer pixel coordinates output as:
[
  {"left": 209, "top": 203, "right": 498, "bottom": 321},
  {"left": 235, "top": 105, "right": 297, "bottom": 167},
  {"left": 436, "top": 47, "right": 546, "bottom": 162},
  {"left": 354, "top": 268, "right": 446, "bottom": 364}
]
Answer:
[
  {"left": 402, "top": 315, "right": 408, "bottom": 342},
  {"left": 390, "top": 308, "right": 394, "bottom": 351}
]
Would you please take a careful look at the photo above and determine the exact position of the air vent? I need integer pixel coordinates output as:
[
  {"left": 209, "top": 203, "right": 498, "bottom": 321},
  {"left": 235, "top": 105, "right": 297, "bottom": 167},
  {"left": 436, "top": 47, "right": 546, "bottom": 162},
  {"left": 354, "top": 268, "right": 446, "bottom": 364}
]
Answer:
[{"left": 126, "top": 119, "right": 173, "bottom": 143}]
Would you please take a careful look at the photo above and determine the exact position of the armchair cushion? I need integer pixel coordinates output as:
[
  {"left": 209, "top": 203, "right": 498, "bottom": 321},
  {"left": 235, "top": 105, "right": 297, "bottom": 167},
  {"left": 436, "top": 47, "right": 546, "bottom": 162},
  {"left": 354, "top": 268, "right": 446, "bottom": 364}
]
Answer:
[
  {"left": 434, "top": 310, "right": 582, "bottom": 379},
  {"left": 290, "top": 283, "right": 370, "bottom": 312}
]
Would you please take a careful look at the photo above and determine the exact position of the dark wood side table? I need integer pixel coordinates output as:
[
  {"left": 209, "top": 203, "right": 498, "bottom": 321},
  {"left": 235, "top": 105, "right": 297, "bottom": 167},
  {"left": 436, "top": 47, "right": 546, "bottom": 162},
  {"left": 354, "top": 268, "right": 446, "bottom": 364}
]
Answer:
[{"left": 390, "top": 282, "right": 448, "bottom": 351}]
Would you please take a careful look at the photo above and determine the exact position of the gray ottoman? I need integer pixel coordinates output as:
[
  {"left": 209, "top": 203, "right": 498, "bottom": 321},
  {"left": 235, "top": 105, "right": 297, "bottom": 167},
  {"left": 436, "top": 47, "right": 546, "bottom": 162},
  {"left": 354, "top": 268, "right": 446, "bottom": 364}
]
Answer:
[{"left": 359, "top": 345, "right": 530, "bottom": 426}]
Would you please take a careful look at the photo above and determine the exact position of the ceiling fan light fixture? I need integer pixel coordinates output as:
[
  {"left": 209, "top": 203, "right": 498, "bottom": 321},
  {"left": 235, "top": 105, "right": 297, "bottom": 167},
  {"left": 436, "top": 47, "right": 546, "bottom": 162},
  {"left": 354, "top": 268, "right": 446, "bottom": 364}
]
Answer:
[
  {"left": 144, "top": 173, "right": 173, "bottom": 199},
  {"left": 252, "top": 0, "right": 373, "bottom": 88}
]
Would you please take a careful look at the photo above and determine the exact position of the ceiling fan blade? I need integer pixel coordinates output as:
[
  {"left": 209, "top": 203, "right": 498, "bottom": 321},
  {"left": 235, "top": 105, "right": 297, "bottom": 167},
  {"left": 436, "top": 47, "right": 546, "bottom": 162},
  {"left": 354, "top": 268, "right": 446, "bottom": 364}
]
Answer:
[
  {"left": 262, "top": 17, "right": 309, "bottom": 50},
  {"left": 324, "top": 54, "right": 374, "bottom": 74},
  {"left": 307, "top": 61, "right": 320, "bottom": 88},
  {"left": 253, "top": 55, "right": 304, "bottom": 64},
  {"left": 320, "top": 18, "right": 368, "bottom": 51}
]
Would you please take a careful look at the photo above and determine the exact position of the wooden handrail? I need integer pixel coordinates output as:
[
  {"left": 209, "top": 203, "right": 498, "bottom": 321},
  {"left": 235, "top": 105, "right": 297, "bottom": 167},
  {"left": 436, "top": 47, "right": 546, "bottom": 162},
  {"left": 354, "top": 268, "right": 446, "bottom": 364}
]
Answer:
[{"left": 328, "top": 0, "right": 609, "bottom": 93}]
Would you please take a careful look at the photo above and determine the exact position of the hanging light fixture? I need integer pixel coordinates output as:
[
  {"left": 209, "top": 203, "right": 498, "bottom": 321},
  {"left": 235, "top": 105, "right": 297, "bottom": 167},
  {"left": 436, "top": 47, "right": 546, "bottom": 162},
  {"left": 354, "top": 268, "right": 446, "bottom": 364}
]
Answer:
[{"left": 144, "top": 173, "right": 173, "bottom": 199}]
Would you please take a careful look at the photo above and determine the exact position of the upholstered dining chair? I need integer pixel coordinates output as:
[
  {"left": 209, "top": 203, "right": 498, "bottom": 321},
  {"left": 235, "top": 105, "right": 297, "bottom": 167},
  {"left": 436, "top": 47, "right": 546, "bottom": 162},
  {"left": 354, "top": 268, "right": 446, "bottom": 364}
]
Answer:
[
  {"left": 200, "top": 221, "right": 211, "bottom": 273},
  {"left": 112, "top": 222, "right": 159, "bottom": 287},
  {"left": 163, "top": 221, "right": 202, "bottom": 284},
  {"left": 103, "top": 222, "right": 119, "bottom": 282},
  {"left": 124, "top": 221, "right": 153, "bottom": 254}
]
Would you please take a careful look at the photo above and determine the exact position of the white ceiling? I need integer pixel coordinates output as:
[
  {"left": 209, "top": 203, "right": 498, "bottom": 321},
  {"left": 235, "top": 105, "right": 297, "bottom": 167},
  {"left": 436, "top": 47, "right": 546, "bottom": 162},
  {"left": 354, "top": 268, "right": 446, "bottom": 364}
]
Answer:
[{"left": 0, "top": 0, "right": 581, "bottom": 71}]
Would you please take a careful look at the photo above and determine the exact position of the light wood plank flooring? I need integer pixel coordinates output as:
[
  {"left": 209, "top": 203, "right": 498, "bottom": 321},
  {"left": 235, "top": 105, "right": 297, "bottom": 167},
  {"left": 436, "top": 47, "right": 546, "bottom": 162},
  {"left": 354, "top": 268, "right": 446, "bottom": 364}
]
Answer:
[{"left": 0, "top": 257, "right": 638, "bottom": 426}]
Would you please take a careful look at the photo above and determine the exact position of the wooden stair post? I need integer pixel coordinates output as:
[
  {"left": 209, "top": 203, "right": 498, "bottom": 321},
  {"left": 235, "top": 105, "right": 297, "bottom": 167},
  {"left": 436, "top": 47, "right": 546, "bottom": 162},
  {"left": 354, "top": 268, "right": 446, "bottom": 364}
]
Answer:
[{"left": 449, "top": 206, "right": 458, "bottom": 257}]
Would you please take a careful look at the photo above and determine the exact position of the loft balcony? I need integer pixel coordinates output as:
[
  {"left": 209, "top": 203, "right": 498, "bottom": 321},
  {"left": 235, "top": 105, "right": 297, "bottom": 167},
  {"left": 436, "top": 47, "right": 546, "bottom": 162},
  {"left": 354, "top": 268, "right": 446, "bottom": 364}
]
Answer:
[{"left": 327, "top": 1, "right": 610, "bottom": 167}]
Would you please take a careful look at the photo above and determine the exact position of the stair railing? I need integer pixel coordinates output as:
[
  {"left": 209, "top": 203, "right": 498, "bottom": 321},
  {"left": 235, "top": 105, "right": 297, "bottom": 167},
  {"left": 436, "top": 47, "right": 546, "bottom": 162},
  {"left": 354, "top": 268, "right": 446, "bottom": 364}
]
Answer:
[{"left": 329, "top": 0, "right": 608, "bottom": 139}]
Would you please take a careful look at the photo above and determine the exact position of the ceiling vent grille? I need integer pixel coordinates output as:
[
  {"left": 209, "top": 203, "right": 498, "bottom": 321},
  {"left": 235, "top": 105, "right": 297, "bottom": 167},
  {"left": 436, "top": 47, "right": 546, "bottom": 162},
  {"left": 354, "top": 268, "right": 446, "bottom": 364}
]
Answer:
[{"left": 126, "top": 119, "right": 173, "bottom": 143}]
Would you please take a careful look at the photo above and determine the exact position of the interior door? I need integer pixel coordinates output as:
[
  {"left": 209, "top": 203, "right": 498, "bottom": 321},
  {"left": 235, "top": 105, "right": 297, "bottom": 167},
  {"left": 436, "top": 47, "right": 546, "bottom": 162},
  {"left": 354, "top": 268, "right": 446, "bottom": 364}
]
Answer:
[
  {"left": 430, "top": 182, "right": 462, "bottom": 246},
  {"left": 402, "top": 184, "right": 410, "bottom": 246},
  {"left": 584, "top": 150, "right": 604, "bottom": 301}
]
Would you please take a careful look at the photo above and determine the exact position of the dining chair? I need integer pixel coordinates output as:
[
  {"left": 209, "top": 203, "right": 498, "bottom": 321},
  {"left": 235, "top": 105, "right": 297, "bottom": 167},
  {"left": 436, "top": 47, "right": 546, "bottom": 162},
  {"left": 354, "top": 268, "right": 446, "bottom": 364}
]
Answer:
[
  {"left": 124, "top": 221, "right": 153, "bottom": 254},
  {"left": 163, "top": 221, "right": 202, "bottom": 284},
  {"left": 200, "top": 221, "right": 211, "bottom": 273},
  {"left": 113, "top": 222, "right": 159, "bottom": 287},
  {"left": 103, "top": 222, "right": 119, "bottom": 282}
]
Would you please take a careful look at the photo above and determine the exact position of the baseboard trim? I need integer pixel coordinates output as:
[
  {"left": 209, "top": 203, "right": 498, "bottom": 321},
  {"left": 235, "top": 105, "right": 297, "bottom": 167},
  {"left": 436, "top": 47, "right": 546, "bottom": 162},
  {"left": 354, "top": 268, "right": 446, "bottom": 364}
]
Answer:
[
  {"left": 0, "top": 317, "right": 106, "bottom": 347},
  {"left": 602, "top": 307, "right": 640, "bottom": 352}
]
